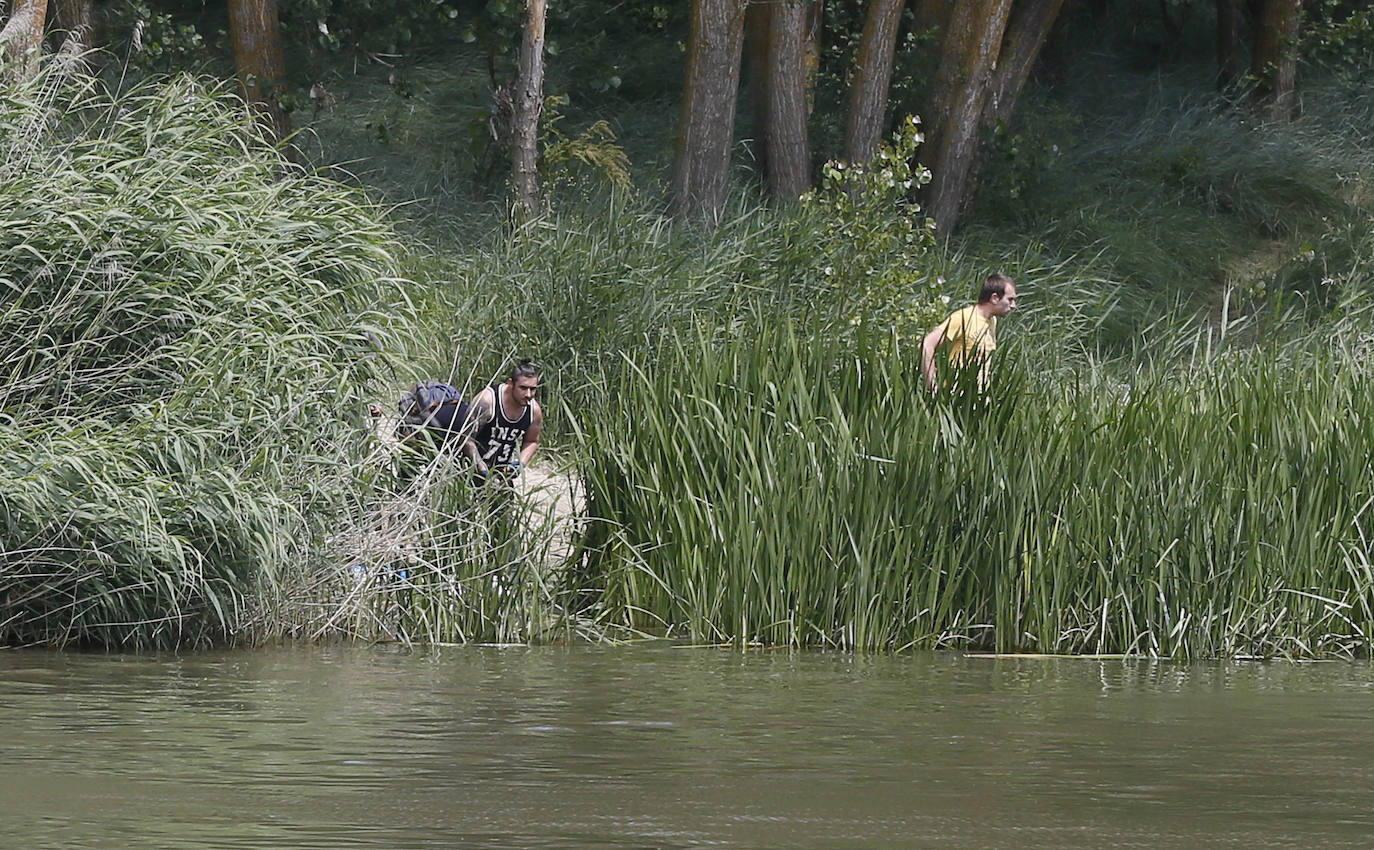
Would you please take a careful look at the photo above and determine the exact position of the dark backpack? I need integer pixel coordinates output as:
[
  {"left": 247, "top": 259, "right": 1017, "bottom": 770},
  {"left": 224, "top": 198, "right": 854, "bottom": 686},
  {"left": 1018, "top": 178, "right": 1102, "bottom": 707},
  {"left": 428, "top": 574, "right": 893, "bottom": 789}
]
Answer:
[{"left": 397, "top": 381, "right": 470, "bottom": 443}]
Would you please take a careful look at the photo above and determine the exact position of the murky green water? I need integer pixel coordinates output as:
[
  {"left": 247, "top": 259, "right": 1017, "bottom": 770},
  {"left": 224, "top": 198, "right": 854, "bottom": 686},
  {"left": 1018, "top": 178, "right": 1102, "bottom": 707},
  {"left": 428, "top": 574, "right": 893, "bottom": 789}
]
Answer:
[{"left": 3, "top": 644, "right": 1373, "bottom": 848}]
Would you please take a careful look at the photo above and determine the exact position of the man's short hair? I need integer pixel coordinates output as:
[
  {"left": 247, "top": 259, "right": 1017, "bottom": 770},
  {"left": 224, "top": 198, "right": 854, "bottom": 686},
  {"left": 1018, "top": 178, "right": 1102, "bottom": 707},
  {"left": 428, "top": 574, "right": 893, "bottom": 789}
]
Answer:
[
  {"left": 509, "top": 359, "right": 539, "bottom": 382},
  {"left": 977, "top": 273, "right": 1015, "bottom": 304}
]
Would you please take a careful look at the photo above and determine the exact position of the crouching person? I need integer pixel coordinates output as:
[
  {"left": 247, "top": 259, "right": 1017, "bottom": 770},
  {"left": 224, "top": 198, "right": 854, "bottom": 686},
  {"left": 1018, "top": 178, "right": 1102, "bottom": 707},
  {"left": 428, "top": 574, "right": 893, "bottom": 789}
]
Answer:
[
  {"left": 463, "top": 359, "right": 543, "bottom": 486},
  {"left": 396, "top": 381, "right": 470, "bottom": 449},
  {"left": 373, "top": 380, "right": 472, "bottom": 485}
]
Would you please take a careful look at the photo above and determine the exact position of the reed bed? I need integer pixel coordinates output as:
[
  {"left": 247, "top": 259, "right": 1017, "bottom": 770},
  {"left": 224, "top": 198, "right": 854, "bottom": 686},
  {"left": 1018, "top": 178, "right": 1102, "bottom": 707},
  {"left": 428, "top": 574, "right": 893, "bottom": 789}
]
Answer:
[
  {"left": 7, "top": 50, "right": 1374, "bottom": 656},
  {"left": 264, "top": 440, "right": 592, "bottom": 646},
  {"left": 571, "top": 322, "right": 1374, "bottom": 659},
  {"left": 0, "top": 64, "right": 409, "bottom": 647}
]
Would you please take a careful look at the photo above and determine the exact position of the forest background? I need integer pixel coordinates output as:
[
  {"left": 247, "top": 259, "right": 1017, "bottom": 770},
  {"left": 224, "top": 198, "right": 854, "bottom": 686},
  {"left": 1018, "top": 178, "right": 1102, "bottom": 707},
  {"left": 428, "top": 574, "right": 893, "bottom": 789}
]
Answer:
[{"left": 2, "top": 0, "right": 1374, "bottom": 658}]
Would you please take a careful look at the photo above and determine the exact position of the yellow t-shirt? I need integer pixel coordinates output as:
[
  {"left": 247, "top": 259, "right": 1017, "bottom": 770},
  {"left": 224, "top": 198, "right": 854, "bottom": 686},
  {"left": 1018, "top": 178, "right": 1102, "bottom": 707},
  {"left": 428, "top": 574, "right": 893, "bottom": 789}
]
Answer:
[{"left": 940, "top": 305, "right": 997, "bottom": 366}]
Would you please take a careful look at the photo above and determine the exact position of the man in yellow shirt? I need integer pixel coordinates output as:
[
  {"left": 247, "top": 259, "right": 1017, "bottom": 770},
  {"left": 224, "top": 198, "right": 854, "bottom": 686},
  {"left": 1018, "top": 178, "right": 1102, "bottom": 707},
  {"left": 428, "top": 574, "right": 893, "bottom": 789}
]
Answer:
[{"left": 921, "top": 273, "right": 1018, "bottom": 394}]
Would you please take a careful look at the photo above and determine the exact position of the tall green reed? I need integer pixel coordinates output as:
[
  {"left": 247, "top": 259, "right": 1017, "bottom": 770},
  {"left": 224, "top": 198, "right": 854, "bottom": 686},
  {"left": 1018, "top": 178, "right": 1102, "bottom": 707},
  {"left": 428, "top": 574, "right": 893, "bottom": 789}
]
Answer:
[
  {"left": 294, "top": 445, "right": 585, "bottom": 646},
  {"left": 571, "top": 321, "right": 1374, "bottom": 659},
  {"left": 0, "top": 62, "right": 412, "bottom": 647}
]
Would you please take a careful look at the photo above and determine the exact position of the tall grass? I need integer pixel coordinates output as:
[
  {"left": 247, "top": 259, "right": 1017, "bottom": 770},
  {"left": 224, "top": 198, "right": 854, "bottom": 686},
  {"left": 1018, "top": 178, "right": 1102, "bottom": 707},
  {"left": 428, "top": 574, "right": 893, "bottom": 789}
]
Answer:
[
  {"left": 9, "top": 41, "right": 1374, "bottom": 655},
  {"left": 266, "top": 441, "right": 591, "bottom": 646},
  {"left": 973, "top": 64, "right": 1374, "bottom": 351},
  {"left": 569, "top": 318, "right": 1374, "bottom": 659},
  {"left": 0, "top": 62, "right": 411, "bottom": 647}
]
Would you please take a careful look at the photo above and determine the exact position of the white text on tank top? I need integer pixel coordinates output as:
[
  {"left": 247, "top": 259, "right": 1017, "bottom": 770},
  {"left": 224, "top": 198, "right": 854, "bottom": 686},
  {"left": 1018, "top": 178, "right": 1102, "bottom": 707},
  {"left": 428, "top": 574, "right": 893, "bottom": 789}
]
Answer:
[{"left": 481, "top": 385, "right": 530, "bottom": 464}]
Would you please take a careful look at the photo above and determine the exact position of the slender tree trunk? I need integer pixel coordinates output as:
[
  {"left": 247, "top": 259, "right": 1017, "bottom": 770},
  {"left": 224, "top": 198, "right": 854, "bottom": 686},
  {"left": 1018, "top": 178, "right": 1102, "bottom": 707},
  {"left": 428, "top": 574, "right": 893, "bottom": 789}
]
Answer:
[
  {"left": 919, "top": 0, "right": 1014, "bottom": 233},
  {"left": 512, "top": 0, "right": 547, "bottom": 218},
  {"left": 1215, "top": 0, "right": 1240, "bottom": 89},
  {"left": 802, "top": 0, "right": 821, "bottom": 112},
  {"left": 1249, "top": 0, "right": 1300, "bottom": 121},
  {"left": 0, "top": 0, "right": 50, "bottom": 78},
  {"left": 227, "top": 0, "right": 292, "bottom": 149},
  {"left": 844, "top": 0, "right": 906, "bottom": 165},
  {"left": 747, "top": 0, "right": 810, "bottom": 201},
  {"left": 670, "top": 0, "right": 749, "bottom": 224},
  {"left": 982, "top": 0, "right": 1066, "bottom": 127}
]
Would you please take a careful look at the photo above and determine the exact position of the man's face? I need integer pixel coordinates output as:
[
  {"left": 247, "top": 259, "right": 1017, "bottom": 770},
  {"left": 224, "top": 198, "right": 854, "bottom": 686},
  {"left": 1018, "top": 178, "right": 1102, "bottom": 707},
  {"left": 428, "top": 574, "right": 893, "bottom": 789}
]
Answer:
[
  {"left": 991, "top": 284, "right": 1018, "bottom": 317},
  {"left": 510, "top": 375, "right": 539, "bottom": 405}
]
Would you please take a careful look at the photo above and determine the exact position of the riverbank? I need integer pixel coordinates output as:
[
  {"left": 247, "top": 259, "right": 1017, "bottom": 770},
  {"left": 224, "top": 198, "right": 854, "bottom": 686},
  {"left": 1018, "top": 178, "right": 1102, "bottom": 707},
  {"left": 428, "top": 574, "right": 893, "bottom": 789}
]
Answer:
[{"left": 3, "top": 50, "right": 1374, "bottom": 656}]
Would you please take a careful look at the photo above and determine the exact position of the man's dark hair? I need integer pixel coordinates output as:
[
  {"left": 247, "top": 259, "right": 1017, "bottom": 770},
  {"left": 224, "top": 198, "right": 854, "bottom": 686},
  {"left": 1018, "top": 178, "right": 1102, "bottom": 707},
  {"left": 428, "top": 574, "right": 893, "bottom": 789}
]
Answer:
[
  {"left": 977, "top": 273, "right": 1015, "bottom": 304},
  {"left": 509, "top": 359, "right": 539, "bottom": 381}
]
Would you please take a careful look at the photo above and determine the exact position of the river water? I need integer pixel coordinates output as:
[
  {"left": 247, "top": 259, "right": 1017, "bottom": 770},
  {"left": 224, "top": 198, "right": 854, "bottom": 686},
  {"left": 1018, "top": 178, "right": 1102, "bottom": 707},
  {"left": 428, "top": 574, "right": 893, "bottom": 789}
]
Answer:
[{"left": 3, "top": 644, "right": 1372, "bottom": 849}]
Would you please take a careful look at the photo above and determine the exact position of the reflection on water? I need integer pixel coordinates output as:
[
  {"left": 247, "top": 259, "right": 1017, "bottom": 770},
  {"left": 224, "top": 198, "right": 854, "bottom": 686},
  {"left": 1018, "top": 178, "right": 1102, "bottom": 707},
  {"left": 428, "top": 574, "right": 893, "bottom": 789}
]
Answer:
[{"left": 3, "top": 644, "right": 1373, "bottom": 849}]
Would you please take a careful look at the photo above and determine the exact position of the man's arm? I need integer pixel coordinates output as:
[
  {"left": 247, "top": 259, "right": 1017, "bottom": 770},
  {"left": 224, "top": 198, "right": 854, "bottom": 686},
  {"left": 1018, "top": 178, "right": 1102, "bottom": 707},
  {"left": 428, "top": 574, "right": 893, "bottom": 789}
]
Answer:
[
  {"left": 462, "top": 387, "right": 496, "bottom": 470},
  {"left": 517, "top": 401, "right": 543, "bottom": 466},
  {"left": 921, "top": 324, "right": 946, "bottom": 393}
]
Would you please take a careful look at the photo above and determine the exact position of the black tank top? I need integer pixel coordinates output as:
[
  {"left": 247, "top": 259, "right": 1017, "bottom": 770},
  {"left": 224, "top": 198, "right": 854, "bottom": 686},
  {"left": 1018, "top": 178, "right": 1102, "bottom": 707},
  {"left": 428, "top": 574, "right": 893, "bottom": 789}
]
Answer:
[{"left": 472, "top": 384, "right": 533, "bottom": 466}]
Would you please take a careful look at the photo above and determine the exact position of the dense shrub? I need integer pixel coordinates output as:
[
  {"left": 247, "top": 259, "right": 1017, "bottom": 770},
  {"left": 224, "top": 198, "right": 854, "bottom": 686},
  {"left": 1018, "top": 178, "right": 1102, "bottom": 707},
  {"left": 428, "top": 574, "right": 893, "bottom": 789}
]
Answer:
[{"left": 0, "top": 65, "right": 410, "bottom": 647}]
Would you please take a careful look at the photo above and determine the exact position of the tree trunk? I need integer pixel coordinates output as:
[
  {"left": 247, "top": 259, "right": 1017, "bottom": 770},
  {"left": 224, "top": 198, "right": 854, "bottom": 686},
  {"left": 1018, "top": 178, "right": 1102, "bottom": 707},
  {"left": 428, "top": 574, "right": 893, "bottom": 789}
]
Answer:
[
  {"left": 49, "top": 0, "right": 93, "bottom": 57},
  {"left": 1249, "top": 0, "right": 1300, "bottom": 121},
  {"left": 670, "top": 0, "right": 749, "bottom": 224},
  {"left": 512, "top": 0, "right": 547, "bottom": 218},
  {"left": 1215, "top": 0, "right": 1240, "bottom": 90},
  {"left": 919, "top": 0, "right": 1014, "bottom": 233},
  {"left": 844, "top": 0, "right": 906, "bottom": 165},
  {"left": 909, "top": 0, "right": 956, "bottom": 42},
  {"left": 745, "top": 2, "right": 772, "bottom": 179},
  {"left": 227, "top": 0, "right": 292, "bottom": 149},
  {"left": 747, "top": 0, "right": 810, "bottom": 201},
  {"left": 0, "top": 0, "right": 50, "bottom": 78},
  {"left": 982, "top": 0, "right": 1066, "bottom": 127},
  {"left": 802, "top": 0, "right": 821, "bottom": 113}
]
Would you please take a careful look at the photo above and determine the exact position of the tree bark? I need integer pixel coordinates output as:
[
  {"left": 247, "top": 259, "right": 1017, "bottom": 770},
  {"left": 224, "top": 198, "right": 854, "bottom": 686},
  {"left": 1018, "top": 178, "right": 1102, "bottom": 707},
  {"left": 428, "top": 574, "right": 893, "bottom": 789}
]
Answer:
[
  {"left": 746, "top": 0, "right": 810, "bottom": 201},
  {"left": 1249, "top": 0, "right": 1300, "bottom": 122},
  {"left": 909, "top": 0, "right": 956, "bottom": 43},
  {"left": 745, "top": 2, "right": 772, "bottom": 179},
  {"left": 670, "top": 0, "right": 749, "bottom": 224},
  {"left": 919, "top": 0, "right": 1014, "bottom": 233},
  {"left": 1215, "top": 0, "right": 1240, "bottom": 90},
  {"left": 227, "top": 0, "right": 292, "bottom": 149},
  {"left": 801, "top": 0, "right": 821, "bottom": 114},
  {"left": 512, "top": 0, "right": 547, "bottom": 218},
  {"left": 982, "top": 0, "right": 1066, "bottom": 127},
  {"left": 0, "top": 0, "right": 50, "bottom": 78},
  {"left": 844, "top": 0, "right": 906, "bottom": 165},
  {"left": 49, "top": 0, "right": 93, "bottom": 57}
]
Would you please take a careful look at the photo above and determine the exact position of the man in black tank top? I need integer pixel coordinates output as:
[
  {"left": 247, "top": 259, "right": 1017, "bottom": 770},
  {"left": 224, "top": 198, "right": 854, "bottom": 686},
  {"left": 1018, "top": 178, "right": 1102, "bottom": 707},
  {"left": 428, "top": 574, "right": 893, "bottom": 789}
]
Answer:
[{"left": 463, "top": 360, "right": 543, "bottom": 483}]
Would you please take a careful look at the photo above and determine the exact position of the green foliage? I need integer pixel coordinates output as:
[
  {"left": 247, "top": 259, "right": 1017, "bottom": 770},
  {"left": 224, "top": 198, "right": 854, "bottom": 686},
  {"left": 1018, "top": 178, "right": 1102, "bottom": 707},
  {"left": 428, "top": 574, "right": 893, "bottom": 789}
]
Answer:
[
  {"left": 0, "top": 64, "right": 413, "bottom": 647},
  {"left": 105, "top": 0, "right": 208, "bottom": 72},
  {"left": 975, "top": 100, "right": 1077, "bottom": 219},
  {"left": 441, "top": 122, "right": 948, "bottom": 389},
  {"left": 538, "top": 94, "right": 632, "bottom": 199},
  {"left": 808, "top": 1, "right": 941, "bottom": 159},
  {"left": 972, "top": 66, "right": 1374, "bottom": 350},
  {"left": 573, "top": 322, "right": 1374, "bottom": 658},
  {"left": 283, "top": 0, "right": 461, "bottom": 58},
  {"left": 11, "top": 2, "right": 1374, "bottom": 658},
  {"left": 799, "top": 115, "right": 941, "bottom": 337},
  {"left": 1304, "top": 0, "right": 1374, "bottom": 81}
]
